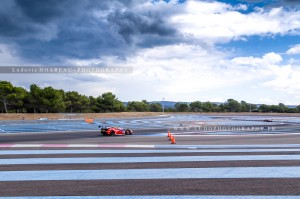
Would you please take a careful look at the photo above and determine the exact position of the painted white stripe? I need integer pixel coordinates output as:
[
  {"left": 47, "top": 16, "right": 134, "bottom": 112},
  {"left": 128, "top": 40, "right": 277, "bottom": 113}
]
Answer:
[
  {"left": 125, "top": 145, "right": 155, "bottom": 148},
  {"left": 0, "top": 144, "right": 156, "bottom": 148},
  {"left": 3, "top": 148, "right": 300, "bottom": 155},
  {"left": 67, "top": 144, "right": 100, "bottom": 148},
  {"left": 2, "top": 167, "right": 300, "bottom": 181},
  {"left": 0, "top": 149, "right": 201, "bottom": 155},
  {"left": 0, "top": 196, "right": 299, "bottom": 199},
  {"left": 10, "top": 144, "right": 42, "bottom": 148},
  {"left": 2, "top": 154, "right": 300, "bottom": 165}
]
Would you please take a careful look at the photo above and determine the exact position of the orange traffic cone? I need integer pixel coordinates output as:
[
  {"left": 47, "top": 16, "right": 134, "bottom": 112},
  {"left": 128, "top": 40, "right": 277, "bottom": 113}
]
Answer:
[
  {"left": 171, "top": 135, "right": 176, "bottom": 144},
  {"left": 167, "top": 131, "right": 170, "bottom": 138},
  {"left": 169, "top": 134, "right": 172, "bottom": 140}
]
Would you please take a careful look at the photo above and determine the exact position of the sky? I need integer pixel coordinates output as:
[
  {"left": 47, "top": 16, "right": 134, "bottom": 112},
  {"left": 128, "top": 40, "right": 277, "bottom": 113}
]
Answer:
[{"left": 1, "top": 0, "right": 300, "bottom": 105}]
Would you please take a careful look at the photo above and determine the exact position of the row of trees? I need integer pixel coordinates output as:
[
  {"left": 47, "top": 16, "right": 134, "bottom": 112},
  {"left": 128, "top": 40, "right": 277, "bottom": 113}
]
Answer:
[
  {"left": 173, "top": 99, "right": 300, "bottom": 113},
  {"left": 0, "top": 81, "right": 125, "bottom": 113},
  {"left": 127, "top": 100, "right": 162, "bottom": 112},
  {"left": 1, "top": 81, "right": 300, "bottom": 113}
]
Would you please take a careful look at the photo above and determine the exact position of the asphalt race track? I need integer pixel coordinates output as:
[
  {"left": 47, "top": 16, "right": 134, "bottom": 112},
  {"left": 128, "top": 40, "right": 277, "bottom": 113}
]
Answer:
[{"left": 1, "top": 114, "right": 300, "bottom": 198}]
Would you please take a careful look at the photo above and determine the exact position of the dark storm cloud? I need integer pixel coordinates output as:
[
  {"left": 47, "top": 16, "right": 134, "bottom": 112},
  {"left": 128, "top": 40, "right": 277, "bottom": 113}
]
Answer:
[
  {"left": 0, "top": 13, "right": 26, "bottom": 37},
  {"left": 0, "top": 0, "right": 35, "bottom": 38},
  {"left": 279, "top": 0, "right": 300, "bottom": 6},
  {"left": 238, "top": 0, "right": 271, "bottom": 2},
  {"left": 266, "top": 0, "right": 300, "bottom": 9},
  {"left": 15, "top": 0, "right": 65, "bottom": 23},
  {"left": 0, "top": 0, "right": 77, "bottom": 39},
  {"left": 239, "top": 0, "right": 300, "bottom": 8},
  {"left": 0, "top": 0, "right": 179, "bottom": 64},
  {"left": 108, "top": 10, "right": 176, "bottom": 43}
]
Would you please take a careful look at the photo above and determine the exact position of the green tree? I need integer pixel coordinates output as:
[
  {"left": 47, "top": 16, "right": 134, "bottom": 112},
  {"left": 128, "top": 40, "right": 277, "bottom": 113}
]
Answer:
[
  {"left": 41, "top": 86, "right": 66, "bottom": 113},
  {"left": 149, "top": 103, "right": 162, "bottom": 112},
  {"left": 175, "top": 103, "right": 189, "bottom": 112},
  {"left": 219, "top": 103, "right": 226, "bottom": 112},
  {"left": 278, "top": 103, "right": 287, "bottom": 113},
  {"left": 127, "top": 101, "right": 149, "bottom": 112},
  {"left": 65, "top": 91, "right": 89, "bottom": 113},
  {"left": 96, "top": 92, "right": 124, "bottom": 112},
  {"left": 286, "top": 108, "right": 298, "bottom": 113},
  {"left": 201, "top": 102, "right": 214, "bottom": 112},
  {"left": 213, "top": 104, "right": 221, "bottom": 112},
  {"left": 240, "top": 101, "right": 248, "bottom": 112},
  {"left": 165, "top": 107, "right": 176, "bottom": 112},
  {"left": 297, "top": 105, "right": 300, "bottom": 113},
  {"left": 225, "top": 99, "right": 241, "bottom": 112},
  {"left": 258, "top": 104, "right": 270, "bottom": 112},
  {"left": 8, "top": 87, "right": 28, "bottom": 113},
  {"left": 25, "top": 84, "right": 43, "bottom": 113},
  {"left": 88, "top": 96, "right": 98, "bottom": 112},
  {"left": 0, "top": 81, "right": 14, "bottom": 113},
  {"left": 78, "top": 95, "right": 90, "bottom": 113},
  {"left": 190, "top": 101, "right": 202, "bottom": 112},
  {"left": 269, "top": 105, "right": 279, "bottom": 112}
]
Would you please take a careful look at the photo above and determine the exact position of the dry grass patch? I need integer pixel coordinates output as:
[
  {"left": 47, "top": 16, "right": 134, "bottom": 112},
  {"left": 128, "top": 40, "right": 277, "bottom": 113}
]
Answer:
[
  {"left": 0, "top": 112, "right": 300, "bottom": 121},
  {"left": 0, "top": 112, "right": 163, "bottom": 121}
]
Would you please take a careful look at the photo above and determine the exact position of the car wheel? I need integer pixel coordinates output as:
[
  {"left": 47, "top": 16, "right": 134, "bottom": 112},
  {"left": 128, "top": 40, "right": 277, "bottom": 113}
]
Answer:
[
  {"left": 125, "top": 130, "right": 130, "bottom": 135},
  {"left": 110, "top": 131, "right": 115, "bottom": 136}
]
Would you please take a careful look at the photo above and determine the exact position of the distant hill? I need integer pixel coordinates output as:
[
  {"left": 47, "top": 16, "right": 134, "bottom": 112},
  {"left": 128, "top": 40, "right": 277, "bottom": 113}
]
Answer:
[
  {"left": 150, "top": 101, "right": 181, "bottom": 109},
  {"left": 123, "top": 101, "right": 181, "bottom": 109}
]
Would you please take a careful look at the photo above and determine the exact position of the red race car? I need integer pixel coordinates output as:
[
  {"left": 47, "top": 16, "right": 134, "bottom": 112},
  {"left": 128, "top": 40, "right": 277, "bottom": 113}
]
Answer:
[{"left": 99, "top": 126, "right": 133, "bottom": 136}]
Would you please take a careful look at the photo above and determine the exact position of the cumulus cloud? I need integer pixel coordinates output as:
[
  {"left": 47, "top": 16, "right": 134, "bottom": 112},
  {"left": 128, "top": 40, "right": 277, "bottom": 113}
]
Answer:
[
  {"left": 229, "top": 52, "right": 300, "bottom": 101},
  {"left": 89, "top": 47, "right": 296, "bottom": 103},
  {"left": 170, "top": 2, "right": 300, "bottom": 44},
  {"left": 231, "top": 52, "right": 282, "bottom": 67},
  {"left": 263, "top": 52, "right": 283, "bottom": 64},
  {"left": 0, "top": 44, "right": 23, "bottom": 65},
  {"left": 263, "top": 66, "right": 300, "bottom": 95},
  {"left": 286, "top": 44, "right": 300, "bottom": 55}
]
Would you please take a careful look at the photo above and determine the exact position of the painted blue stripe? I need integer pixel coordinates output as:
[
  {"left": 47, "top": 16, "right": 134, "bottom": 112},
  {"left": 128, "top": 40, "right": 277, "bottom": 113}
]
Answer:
[
  {"left": 2, "top": 155, "right": 300, "bottom": 165},
  {"left": 3, "top": 148, "right": 300, "bottom": 155},
  {"left": 1, "top": 196, "right": 300, "bottom": 199},
  {"left": 2, "top": 167, "right": 300, "bottom": 181}
]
